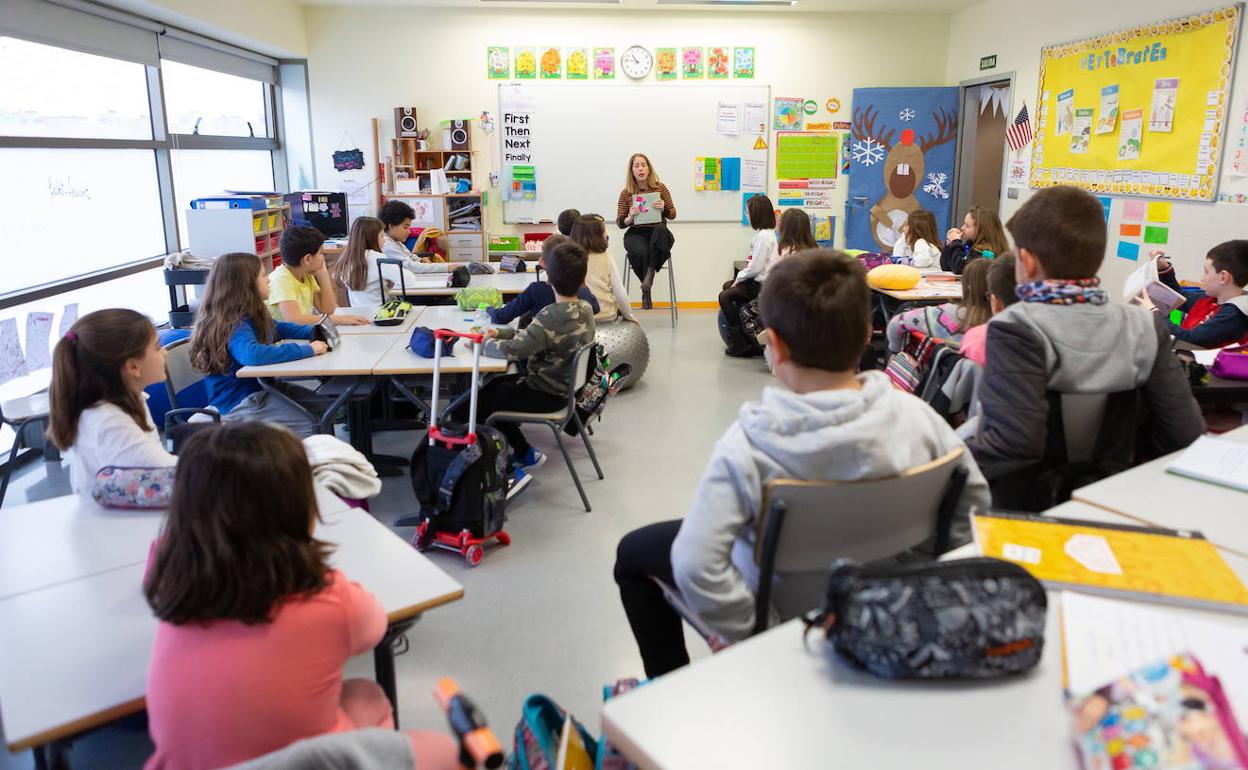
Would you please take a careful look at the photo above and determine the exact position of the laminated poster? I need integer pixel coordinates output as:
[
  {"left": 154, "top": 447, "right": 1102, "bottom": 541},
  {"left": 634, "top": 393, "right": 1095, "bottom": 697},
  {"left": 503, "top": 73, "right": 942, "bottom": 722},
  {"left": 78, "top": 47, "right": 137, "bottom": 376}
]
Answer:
[
  {"left": 565, "top": 48, "right": 589, "bottom": 80},
  {"left": 487, "top": 46, "right": 510, "bottom": 79},
  {"left": 743, "top": 102, "right": 767, "bottom": 136},
  {"left": 656, "top": 48, "right": 678, "bottom": 81},
  {"left": 773, "top": 97, "right": 804, "bottom": 131},
  {"left": 1070, "top": 108, "right": 1094, "bottom": 154},
  {"left": 1056, "top": 89, "right": 1075, "bottom": 135},
  {"left": 593, "top": 48, "right": 615, "bottom": 80},
  {"left": 681, "top": 48, "right": 703, "bottom": 79},
  {"left": 1149, "top": 78, "right": 1179, "bottom": 133},
  {"left": 734, "top": 48, "right": 755, "bottom": 79},
  {"left": 1096, "top": 85, "right": 1118, "bottom": 134},
  {"left": 707, "top": 47, "right": 730, "bottom": 79},
  {"left": 1118, "top": 109, "right": 1143, "bottom": 160},
  {"left": 515, "top": 47, "right": 537, "bottom": 79},
  {"left": 540, "top": 47, "right": 562, "bottom": 79}
]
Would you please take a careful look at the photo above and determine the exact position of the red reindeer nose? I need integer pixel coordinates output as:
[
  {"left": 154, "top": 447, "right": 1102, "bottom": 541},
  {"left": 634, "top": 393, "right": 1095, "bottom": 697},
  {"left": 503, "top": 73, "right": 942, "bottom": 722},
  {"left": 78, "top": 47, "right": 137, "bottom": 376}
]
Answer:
[{"left": 900, "top": 129, "right": 916, "bottom": 146}]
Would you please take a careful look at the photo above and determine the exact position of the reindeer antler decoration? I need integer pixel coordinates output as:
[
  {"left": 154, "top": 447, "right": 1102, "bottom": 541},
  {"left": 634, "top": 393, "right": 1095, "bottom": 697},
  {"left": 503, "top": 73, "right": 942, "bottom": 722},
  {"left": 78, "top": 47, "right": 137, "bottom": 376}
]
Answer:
[
  {"left": 852, "top": 106, "right": 895, "bottom": 150},
  {"left": 918, "top": 107, "right": 958, "bottom": 152}
]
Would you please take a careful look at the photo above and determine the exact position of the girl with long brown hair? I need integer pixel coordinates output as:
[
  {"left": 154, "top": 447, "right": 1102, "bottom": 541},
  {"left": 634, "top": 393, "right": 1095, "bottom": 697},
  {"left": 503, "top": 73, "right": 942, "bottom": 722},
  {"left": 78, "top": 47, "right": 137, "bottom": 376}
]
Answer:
[
  {"left": 893, "top": 209, "right": 942, "bottom": 269},
  {"left": 940, "top": 206, "right": 1010, "bottom": 274},
  {"left": 886, "top": 254, "right": 996, "bottom": 352},
  {"left": 775, "top": 207, "right": 818, "bottom": 259},
  {"left": 48, "top": 309, "right": 175, "bottom": 494},
  {"left": 615, "top": 152, "right": 677, "bottom": 309},
  {"left": 571, "top": 214, "right": 637, "bottom": 324},
  {"left": 330, "top": 215, "right": 439, "bottom": 306},
  {"left": 189, "top": 252, "right": 328, "bottom": 437},
  {"left": 718, "top": 195, "right": 776, "bottom": 356}
]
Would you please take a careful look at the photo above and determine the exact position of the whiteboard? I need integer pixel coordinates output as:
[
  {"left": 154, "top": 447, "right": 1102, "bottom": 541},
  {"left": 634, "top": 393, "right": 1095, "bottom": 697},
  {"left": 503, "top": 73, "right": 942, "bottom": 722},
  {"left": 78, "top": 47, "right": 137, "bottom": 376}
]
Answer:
[{"left": 499, "top": 83, "right": 770, "bottom": 224}]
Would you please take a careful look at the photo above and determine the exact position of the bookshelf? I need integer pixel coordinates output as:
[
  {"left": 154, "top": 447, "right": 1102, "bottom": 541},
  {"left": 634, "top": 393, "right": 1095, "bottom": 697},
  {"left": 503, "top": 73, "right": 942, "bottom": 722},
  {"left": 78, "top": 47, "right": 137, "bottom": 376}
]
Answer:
[{"left": 381, "top": 192, "right": 485, "bottom": 262}]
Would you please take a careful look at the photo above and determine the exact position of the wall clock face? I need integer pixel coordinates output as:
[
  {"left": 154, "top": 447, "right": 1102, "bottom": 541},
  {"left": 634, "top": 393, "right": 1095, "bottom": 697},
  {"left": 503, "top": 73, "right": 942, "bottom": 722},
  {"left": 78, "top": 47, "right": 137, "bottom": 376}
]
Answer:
[{"left": 621, "top": 46, "right": 653, "bottom": 79}]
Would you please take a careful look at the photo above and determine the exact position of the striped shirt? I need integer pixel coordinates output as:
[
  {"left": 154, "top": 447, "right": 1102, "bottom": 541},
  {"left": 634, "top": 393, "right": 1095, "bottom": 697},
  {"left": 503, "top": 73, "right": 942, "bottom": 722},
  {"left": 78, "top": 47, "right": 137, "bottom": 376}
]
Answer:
[{"left": 616, "top": 183, "right": 676, "bottom": 229}]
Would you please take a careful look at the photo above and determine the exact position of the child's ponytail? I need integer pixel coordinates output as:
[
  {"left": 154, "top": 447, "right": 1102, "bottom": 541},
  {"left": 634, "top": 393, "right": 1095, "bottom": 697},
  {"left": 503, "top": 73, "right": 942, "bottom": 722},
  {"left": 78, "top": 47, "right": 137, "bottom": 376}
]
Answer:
[{"left": 47, "top": 309, "right": 157, "bottom": 450}]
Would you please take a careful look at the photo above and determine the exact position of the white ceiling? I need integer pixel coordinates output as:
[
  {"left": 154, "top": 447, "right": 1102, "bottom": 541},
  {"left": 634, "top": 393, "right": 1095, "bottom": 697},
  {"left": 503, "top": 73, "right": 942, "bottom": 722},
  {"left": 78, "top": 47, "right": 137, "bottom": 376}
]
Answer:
[{"left": 297, "top": 0, "right": 981, "bottom": 12}]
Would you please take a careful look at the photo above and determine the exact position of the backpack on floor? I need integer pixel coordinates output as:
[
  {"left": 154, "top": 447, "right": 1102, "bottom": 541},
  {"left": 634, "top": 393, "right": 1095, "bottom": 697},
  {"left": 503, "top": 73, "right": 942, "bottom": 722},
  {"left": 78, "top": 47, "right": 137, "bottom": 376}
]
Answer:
[
  {"left": 566, "top": 344, "right": 629, "bottom": 437},
  {"left": 738, "top": 298, "right": 765, "bottom": 341},
  {"left": 509, "top": 695, "right": 598, "bottom": 770}
]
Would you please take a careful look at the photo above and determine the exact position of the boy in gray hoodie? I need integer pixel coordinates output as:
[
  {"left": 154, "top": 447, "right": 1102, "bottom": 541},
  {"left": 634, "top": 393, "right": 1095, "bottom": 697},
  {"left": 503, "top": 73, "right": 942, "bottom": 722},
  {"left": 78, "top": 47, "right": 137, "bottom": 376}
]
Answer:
[{"left": 613, "top": 250, "right": 991, "bottom": 677}]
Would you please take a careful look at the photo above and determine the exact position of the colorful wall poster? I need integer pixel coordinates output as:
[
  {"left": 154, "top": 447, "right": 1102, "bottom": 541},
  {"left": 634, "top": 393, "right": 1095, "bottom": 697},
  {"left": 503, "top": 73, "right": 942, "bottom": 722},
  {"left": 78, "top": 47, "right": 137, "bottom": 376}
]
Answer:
[
  {"left": 1096, "top": 195, "right": 1112, "bottom": 223},
  {"left": 720, "top": 157, "right": 741, "bottom": 190},
  {"left": 1096, "top": 84, "right": 1119, "bottom": 134},
  {"left": 1117, "top": 240, "right": 1140, "bottom": 260},
  {"left": 1056, "top": 88, "right": 1075, "bottom": 135},
  {"left": 1071, "top": 108, "right": 1094, "bottom": 153},
  {"left": 1122, "top": 200, "right": 1146, "bottom": 221},
  {"left": 681, "top": 48, "right": 704, "bottom": 79},
  {"left": 840, "top": 134, "right": 851, "bottom": 175},
  {"left": 773, "top": 97, "right": 804, "bottom": 131},
  {"left": 707, "top": 47, "right": 730, "bottom": 79},
  {"left": 540, "top": 47, "right": 562, "bottom": 79},
  {"left": 565, "top": 47, "right": 589, "bottom": 80},
  {"left": 593, "top": 48, "right": 615, "bottom": 79},
  {"left": 656, "top": 48, "right": 677, "bottom": 80},
  {"left": 1146, "top": 201, "right": 1171, "bottom": 221},
  {"left": 515, "top": 47, "right": 537, "bottom": 79},
  {"left": 1149, "top": 78, "right": 1179, "bottom": 132},
  {"left": 487, "top": 46, "right": 510, "bottom": 79},
  {"left": 776, "top": 132, "right": 839, "bottom": 183},
  {"left": 734, "top": 47, "right": 755, "bottom": 79},
  {"left": 1118, "top": 108, "right": 1143, "bottom": 160},
  {"left": 693, "top": 157, "right": 721, "bottom": 191},
  {"left": 1144, "top": 225, "right": 1170, "bottom": 244}
]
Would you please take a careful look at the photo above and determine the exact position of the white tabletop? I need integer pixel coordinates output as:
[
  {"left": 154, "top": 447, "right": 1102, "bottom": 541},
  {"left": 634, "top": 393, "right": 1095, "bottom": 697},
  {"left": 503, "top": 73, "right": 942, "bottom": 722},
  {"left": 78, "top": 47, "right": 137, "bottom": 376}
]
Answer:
[
  {"left": 0, "top": 499, "right": 457, "bottom": 751},
  {"left": 1071, "top": 425, "right": 1248, "bottom": 556},
  {"left": 333, "top": 306, "right": 422, "bottom": 336},
  {"left": 873, "top": 279, "right": 963, "bottom": 302},
  {"left": 236, "top": 333, "right": 404, "bottom": 378},
  {"left": 372, "top": 304, "right": 511, "bottom": 376},
  {"left": 388, "top": 271, "right": 536, "bottom": 297}
]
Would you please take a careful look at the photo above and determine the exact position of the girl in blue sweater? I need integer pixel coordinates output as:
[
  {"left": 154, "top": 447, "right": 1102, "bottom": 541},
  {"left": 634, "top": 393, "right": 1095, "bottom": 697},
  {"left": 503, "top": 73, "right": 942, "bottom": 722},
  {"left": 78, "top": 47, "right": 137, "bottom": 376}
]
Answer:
[{"left": 189, "top": 252, "right": 328, "bottom": 437}]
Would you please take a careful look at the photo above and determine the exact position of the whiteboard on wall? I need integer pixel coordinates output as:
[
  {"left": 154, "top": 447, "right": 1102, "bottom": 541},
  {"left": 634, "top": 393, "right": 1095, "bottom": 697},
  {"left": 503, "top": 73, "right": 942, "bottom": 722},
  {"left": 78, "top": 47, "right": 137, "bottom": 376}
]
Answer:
[{"left": 499, "top": 83, "right": 770, "bottom": 224}]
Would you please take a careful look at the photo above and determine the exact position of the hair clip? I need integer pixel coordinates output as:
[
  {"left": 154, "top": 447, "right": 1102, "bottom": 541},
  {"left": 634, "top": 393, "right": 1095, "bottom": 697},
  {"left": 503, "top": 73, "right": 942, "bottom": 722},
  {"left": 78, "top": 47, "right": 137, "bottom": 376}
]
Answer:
[{"left": 65, "top": 331, "right": 77, "bottom": 343}]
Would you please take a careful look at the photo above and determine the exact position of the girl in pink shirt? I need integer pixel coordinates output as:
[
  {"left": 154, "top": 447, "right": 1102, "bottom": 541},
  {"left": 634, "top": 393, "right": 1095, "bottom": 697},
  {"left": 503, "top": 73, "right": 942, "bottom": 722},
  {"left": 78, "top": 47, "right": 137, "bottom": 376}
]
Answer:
[
  {"left": 143, "top": 422, "right": 454, "bottom": 769},
  {"left": 959, "top": 252, "right": 1018, "bottom": 366}
]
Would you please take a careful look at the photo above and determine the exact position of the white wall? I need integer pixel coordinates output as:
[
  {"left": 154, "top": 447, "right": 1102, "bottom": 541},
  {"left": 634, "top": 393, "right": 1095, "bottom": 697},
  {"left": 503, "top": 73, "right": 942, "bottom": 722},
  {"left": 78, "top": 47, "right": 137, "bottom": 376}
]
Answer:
[
  {"left": 303, "top": 6, "right": 951, "bottom": 302},
  {"left": 945, "top": 0, "right": 1248, "bottom": 294},
  {"left": 103, "top": 0, "right": 308, "bottom": 57}
]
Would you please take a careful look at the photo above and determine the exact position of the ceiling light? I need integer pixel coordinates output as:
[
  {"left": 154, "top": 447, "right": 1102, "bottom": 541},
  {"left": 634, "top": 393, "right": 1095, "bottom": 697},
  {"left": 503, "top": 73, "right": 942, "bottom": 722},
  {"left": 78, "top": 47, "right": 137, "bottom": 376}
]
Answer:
[{"left": 656, "top": 0, "right": 796, "bottom": 5}]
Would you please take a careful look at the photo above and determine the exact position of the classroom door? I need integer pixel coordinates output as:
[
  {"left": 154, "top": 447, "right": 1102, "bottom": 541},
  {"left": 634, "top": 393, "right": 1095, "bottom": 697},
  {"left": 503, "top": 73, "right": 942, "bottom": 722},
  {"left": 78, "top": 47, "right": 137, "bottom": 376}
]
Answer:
[
  {"left": 845, "top": 87, "right": 960, "bottom": 252},
  {"left": 952, "top": 79, "right": 1012, "bottom": 219}
]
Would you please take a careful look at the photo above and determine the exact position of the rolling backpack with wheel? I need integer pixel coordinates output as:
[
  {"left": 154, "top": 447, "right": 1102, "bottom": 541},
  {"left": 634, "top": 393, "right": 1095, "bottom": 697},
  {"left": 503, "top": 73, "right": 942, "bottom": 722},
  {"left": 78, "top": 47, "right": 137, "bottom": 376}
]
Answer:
[{"left": 409, "top": 330, "right": 510, "bottom": 560}]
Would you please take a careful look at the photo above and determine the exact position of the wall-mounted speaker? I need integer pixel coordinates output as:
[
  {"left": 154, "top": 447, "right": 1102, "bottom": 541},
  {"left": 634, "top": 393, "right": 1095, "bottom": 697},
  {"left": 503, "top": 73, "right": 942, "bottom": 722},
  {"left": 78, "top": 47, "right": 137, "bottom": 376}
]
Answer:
[{"left": 395, "top": 107, "right": 419, "bottom": 138}]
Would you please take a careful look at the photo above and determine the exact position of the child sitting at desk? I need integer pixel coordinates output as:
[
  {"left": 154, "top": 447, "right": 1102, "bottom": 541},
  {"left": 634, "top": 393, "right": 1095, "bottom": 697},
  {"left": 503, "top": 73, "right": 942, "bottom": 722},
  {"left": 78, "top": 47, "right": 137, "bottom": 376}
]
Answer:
[
  {"left": 557, "top": 208, "right": 581, "bottom": 237},
  {"left": 487, "top": 233, "right": 600, "bottom": 325},
  {"left": 460, "top": 240, "right": 596, "bottom": 499},
  {"left": 570, "top": 214, "right": 637, "bottom": 325},
  {"left": 959, "top": 252, "right": 1018, "bottom": 367},
  {"left": 143, "top": 422, "right": 457, "bottom": 769},
  {"left": 891, "top": 209, "right": 942, "bottom": 269},
  {"left": 48, "top": 309, "right": 175, "bottom": 495},
  {"left": 332, "top": 215, "right": 446, "bottom": 307},
  {"left": 613, "top": 250, "right": 990, "bottom": 677},
  {"left": 885, "top": 256, "right": 992, "bottom": 353},
  {"left": 940, "top": 207, "right": 1009, "bottom": 275},
  {"left": 190, "top": 252, "right": 328, "bottom": 438},
  {"left": 269, "top": 226, "right": 368, "bottom": 326},
  {"left": 379, "top": 200, "right": 454, "bottom": 269},
  {"left": 1145, "top": 241, "right": 1248, "bottom": 349}
]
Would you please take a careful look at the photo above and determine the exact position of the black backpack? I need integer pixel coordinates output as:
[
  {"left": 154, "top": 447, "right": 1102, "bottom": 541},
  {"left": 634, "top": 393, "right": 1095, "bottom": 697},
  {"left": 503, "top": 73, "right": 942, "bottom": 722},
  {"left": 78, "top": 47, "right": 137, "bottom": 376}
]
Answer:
[{"left": 409, "top": 423, "right": 509, "bottom": 539}]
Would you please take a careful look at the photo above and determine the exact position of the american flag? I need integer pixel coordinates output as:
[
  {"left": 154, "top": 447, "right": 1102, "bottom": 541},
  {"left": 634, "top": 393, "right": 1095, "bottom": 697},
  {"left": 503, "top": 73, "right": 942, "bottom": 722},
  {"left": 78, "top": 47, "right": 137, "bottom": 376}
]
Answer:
[{"left": 1006, "top": 104, "right": 1033, "bottom": 151}]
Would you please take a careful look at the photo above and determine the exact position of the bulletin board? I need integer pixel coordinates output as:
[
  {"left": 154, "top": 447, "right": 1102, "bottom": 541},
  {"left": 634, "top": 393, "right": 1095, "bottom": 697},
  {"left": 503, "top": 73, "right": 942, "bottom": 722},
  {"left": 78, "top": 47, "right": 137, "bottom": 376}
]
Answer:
[{"left": 1029, "top": 5, "right": 1242, "bottom": 201}]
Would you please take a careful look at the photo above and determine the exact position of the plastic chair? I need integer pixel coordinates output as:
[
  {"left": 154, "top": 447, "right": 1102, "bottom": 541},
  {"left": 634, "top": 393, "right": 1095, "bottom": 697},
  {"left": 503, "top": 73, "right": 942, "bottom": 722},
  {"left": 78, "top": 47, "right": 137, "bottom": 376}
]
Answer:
[
  {"left": 162, "top": 338, "right": 220, "bottom": 451},
  {"left": 0, "top": 392, "right": 50, "bottom": 507},
  {"left": 654, "top": 447, "right": 969, "bottom": 639},
  {"left": 485, "top": 343, "right": 604, "bottom": 512},
  {"left": 622, "top": 258, "right": 678, "bottom": 328}
]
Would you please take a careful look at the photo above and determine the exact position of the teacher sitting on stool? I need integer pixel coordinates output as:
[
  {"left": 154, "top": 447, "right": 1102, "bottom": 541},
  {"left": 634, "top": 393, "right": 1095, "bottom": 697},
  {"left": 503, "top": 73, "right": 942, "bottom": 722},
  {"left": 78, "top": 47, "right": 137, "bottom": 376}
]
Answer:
[{"left": 616, "top": 153, "right": 677, "bottom": 309}]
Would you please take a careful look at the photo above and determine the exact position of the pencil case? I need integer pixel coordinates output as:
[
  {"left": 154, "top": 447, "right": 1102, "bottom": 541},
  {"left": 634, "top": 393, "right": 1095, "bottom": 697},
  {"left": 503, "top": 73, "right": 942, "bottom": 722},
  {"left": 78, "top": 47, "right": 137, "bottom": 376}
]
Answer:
[{"left": 93, "top": 466, "right": 175, "bottom": 509}]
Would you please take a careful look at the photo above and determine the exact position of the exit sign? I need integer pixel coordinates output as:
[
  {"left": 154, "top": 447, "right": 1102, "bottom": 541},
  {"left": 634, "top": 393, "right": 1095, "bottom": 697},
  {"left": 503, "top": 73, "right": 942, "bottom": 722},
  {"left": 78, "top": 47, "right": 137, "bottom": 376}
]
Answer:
[{"left": 980, "top": 54, "right": 998, "bottom": 70}]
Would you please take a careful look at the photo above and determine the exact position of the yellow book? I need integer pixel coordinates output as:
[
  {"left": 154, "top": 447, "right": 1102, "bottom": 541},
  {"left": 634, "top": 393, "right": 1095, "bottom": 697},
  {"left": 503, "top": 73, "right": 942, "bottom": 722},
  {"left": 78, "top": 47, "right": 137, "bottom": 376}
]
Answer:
[
  {"left": 555, "top": 715, "right": 594, "bottom": 770},
  {"left": 972, "top": 512, "right": 1248, "bottom": 614}
]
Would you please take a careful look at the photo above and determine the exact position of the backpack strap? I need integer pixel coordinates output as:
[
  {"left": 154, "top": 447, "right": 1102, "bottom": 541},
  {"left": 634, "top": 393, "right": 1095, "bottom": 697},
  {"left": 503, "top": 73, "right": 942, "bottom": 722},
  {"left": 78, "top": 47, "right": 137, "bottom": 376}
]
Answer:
[{"left": 437, "top": 442, "right": 484, "bottom": 514}]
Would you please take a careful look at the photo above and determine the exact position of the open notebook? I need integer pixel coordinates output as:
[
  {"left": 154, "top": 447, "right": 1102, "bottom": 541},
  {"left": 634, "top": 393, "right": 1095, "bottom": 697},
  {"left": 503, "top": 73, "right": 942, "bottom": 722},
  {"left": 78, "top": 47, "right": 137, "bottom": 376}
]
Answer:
[{"left": 1167, "top": 435, "right": 1248, "bottom": 493}]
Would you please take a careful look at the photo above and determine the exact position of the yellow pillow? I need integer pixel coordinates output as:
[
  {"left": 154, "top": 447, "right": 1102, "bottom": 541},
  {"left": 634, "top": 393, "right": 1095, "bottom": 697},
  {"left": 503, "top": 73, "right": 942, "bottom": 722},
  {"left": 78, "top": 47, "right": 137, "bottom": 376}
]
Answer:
[{"left": 866, "top": 264, "right": 921, "bottom": 290}]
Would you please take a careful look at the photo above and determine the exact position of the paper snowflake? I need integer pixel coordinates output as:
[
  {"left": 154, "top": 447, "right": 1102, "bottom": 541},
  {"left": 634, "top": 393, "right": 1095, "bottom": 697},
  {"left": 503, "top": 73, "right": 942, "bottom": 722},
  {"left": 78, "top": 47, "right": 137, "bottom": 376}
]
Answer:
[
  {"left": 899, "top": 107, "right": 916, "bottom": 122},
  {"left": 852, "top": 138, "right": 886, "bottom": 166},
  {"left": 923, "top": 172, "right": 950, "bottom": 199}
]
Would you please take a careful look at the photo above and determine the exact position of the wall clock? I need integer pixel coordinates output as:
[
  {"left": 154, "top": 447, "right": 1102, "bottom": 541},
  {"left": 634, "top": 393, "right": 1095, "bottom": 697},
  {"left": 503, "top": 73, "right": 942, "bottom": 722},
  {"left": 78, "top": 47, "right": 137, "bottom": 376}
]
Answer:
[{"left": 621, "top": 46, "right": 654, "bottom": 80}]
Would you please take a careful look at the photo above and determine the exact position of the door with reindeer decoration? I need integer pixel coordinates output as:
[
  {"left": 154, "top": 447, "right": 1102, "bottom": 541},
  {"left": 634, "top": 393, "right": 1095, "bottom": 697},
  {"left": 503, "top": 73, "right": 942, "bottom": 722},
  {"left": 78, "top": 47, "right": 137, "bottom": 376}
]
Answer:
[{"left": 846, "top": 87, "right": 959, "bottom": 252}]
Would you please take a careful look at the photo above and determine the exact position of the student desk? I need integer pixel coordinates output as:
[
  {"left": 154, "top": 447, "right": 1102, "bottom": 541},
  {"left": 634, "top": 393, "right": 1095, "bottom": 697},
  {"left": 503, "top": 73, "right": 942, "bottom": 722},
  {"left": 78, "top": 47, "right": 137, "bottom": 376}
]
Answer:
[
  {"left": 871, "top": 278, "right": 963, "bottom": 303},
  {"left": 1071, "top": 424, "right": 1248, "bottom": 557},
  {"left": 601, "top": 500, "right": 1248, "bottom": 770},
  {"left": 334, "top": 305, "right": 422, "bottom": 336},
  {"left": 387, "top": 271, "right": 536, "bottom": 298},
  {"left": 0, "top": 496, "right": 462, "bottom": 762}
]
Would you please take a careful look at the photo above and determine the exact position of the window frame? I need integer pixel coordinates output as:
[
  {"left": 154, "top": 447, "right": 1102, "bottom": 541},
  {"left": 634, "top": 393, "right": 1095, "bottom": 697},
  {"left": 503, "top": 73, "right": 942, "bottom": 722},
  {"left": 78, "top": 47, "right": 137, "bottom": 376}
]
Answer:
[{"left": 0, "top": 20, "right": 300, "bottom": 311}]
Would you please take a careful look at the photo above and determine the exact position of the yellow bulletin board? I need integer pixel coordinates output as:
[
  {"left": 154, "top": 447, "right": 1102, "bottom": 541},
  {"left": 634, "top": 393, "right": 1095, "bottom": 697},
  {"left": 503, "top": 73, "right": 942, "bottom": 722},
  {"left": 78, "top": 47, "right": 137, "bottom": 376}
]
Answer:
[{"left": 1030, "top": 5, "right": 1242, "bottom": 201}]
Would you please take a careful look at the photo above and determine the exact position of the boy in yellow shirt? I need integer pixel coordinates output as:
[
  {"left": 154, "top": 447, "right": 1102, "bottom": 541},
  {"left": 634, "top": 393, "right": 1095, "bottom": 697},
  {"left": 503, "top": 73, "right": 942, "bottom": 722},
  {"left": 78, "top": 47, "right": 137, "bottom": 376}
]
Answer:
[{"left": 268, "top": 226, "right": 368, "bottom": 325}]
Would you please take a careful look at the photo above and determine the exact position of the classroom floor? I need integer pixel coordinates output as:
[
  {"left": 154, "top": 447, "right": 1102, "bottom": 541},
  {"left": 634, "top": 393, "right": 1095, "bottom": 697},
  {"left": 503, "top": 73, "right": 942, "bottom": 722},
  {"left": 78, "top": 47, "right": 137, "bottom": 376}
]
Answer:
[{"left": 0, "top": 309, "right": 774, "bottom": 769}]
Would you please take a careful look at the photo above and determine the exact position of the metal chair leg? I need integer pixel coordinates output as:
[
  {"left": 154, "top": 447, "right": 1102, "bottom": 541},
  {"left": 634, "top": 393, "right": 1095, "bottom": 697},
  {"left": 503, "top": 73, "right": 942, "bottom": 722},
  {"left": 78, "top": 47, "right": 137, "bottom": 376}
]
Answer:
[
  {"left": 668, "top": 260, "right": 677, "bottom": 327},
  {"left": 0, "top": 420, "right": 27, "bottom": 508},
  {"left": 575, "top": 414, "right": 604, "bottom": 480},
  {"left": 549, "top": 423, "right": 591, "bottom": 512}
]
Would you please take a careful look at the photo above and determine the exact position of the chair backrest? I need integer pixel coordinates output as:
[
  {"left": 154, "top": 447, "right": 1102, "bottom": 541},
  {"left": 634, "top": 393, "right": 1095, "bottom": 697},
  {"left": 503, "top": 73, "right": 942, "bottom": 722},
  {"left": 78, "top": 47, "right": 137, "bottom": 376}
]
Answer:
[
  {"left": 749, "top": 447, "right": 969, "bottom": 634},
  {"left": 562, "top": 342, "right": 597, "bottom": 414},
  {"left": 163, "top": 338, "right": 202, "bottom": 408},
  {"left": 1059, "top": 393, "right": 1108, "bottom": 463},
  {"left": 376, "top": 257, "right": 409, "bottom": 302}
]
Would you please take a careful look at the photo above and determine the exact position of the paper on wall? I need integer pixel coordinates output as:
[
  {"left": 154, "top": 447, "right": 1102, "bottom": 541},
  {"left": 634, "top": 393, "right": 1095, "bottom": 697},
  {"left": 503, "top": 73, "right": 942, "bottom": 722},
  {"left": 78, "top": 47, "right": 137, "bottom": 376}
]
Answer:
[
  {"left": 1118, "top": 109, "right": 1143, "bottom": 160},
  {"left": 1149, "top": 78, "right": 1179, "bottom": 133},
  {"left": 58, "top": 303, "right": 78, "bottom": 339},
  {"left": 1096, "top": 85, "right": 1119, "bottom": 134},
  {"left": 24, "top": 313, "right": 53, "bottom": 370},
  {"left": 1056, "top": 89, "right": 1075, "bottom": 135},
  {"left": 1070, "top": 108, "right": 1094, "bottom": 153},
  {"left": 742, "top": 158, "right": 766, "bottom": 190},
  {"left": 0, "top": 318, "right": 29, "bottom": 386},
  {"left": 716, "top": 102, "right": 741, "bottom": 136},
  {"left": 743, "top": 102, "right": 767, "bottom": 136}
]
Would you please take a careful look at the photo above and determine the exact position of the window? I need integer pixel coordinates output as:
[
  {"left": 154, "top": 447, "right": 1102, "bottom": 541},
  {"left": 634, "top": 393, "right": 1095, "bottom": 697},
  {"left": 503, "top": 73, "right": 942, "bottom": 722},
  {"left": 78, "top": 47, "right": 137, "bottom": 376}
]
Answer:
[
  {"left": 0, "top": 37, "right": 152, "bottom": 140},
  {"left": 169, "top": 150, "right": 275, "bottom": 248},
  {"left": 0, "top": 149, "right": 166, "bottom": 295},
  {"left": 162, "top": 60, "right": 269, "bottom": 138}
]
